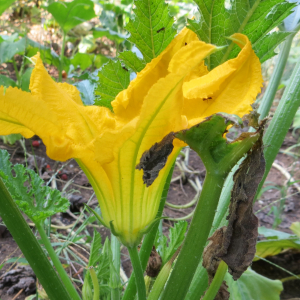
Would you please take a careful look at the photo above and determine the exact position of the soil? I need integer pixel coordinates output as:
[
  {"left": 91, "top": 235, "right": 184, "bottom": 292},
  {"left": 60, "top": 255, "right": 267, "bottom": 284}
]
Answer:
[{"left": 1, "top": 3, "right": 300, "bottom": 300}]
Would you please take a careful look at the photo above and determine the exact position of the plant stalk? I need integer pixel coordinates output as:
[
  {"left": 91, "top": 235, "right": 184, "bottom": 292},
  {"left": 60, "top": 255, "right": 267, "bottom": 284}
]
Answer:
[
  {"left": 258, "top": 30, "right": 297, "bottom": 120},
  {"left": 127, "top": 246, "right": 146, "bottom": 300},
  {"left": 122, "top": 164, "right": 174, "bottom": 300},
  {"left": 36, "top": 221, "right": 82, "bottom": 300},
  {"left": 202, "top": 261, "right": 228, "bottom": 300},
  {"left": 160, "top": 173, "right": 226, "bottom": 300},
  {"left": 89, "top": 267, "right": 100, "bottom": 300},
  {"left": 0, "top": 178, "right": 72, "bottom": 300},
  {"left": 111, "top": 234, "right": 121, "bottom": 300},
  {"left": 12, "top": 57, "right": 20, "bottom": 86},
  {"left": 255, "top": 46, "right": 300, "bottom": 199},
  {"left": 147, "top": 247, "right": 181, "bottom": 300},
  {"left": 59, "top": 31, "right": 66, "bottom": 82}
]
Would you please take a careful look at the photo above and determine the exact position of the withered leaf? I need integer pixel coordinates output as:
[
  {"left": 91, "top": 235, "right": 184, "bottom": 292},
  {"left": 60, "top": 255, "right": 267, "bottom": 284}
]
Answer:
[
  {"left": 136, "top": 132, "right": 174, "bottom": 187},
  {"left": 218, "top": 134, "right": 265, "bottom": 280},
  {"left": 202, "top": 227, "right": 230, "bottom": 300},
  {"left": 202, "top": 127, "right": 265, "bottom": 297},
  {"left": 146, "top": 246, "right": 162, "bottom": 277}
]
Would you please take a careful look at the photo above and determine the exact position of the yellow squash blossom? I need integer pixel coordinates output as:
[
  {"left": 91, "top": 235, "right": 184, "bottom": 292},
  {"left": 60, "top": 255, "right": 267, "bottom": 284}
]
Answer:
[{"left": 0, "top": 28, "right": 262, "bottom": 247}]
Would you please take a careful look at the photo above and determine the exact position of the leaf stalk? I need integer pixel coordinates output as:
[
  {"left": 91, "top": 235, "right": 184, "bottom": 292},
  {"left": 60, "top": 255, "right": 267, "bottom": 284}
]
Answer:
[
  {"left": 0, "top": 177, "right": 72, "bottom": 300},
  {"left": 127, "top": 246, "right": 146, "bottom": 300},
  {"left": 35, "top": 221, "right": 82, "bottom": 300}
]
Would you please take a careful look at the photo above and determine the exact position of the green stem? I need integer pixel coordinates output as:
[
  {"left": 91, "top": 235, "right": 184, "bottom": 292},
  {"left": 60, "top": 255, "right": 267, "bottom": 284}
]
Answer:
[
  {"left": 160, "top": 173, "right": 226, "bottom": 300},
  {"left": 12, "top": 57, "right": 20, "bottom": 86},
  {"left": 122, "top": 164, "right": 174, "bottom": 300},
  {"left": 18, "top": 37, "right": 27, "bottom": 88},
  {"left": 59, "top": 31, "right": 66, "bottom": 82},
  {"left": 147, "top": 248, "right": 181, "bottom": 300},
  {"left": 36, "top": 221, "right": 82, "bottom": 300},
  {"left": 0, "top": 178, "right": 72, "bottom": 300},
  {"left": 255, "top": 44, "right": 300, "bottom": 200},
  {"left": 89, "top": 267, "right": 100, "bottom": 300},
  {"left": 202, "top": 261, "right": 228, "bottom": 300},
  {"left": 111, "top": 234, "right": 121, "bottom": 300},
  {"left": 258, "top": 31, "right": 296, "bottom": 120},
  {"left": 127, "top": 247, "right": 146, "bottom": 300}
]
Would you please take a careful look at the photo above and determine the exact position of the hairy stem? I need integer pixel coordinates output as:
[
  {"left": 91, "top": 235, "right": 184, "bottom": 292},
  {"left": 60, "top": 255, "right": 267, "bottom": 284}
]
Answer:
[
  {"left": 127, "top": 246, "right": 146, "bottom": 300},
  {"left": 0, "top": 178, "right": 72, "bottom": 300},
  {"left": 202, "top": 261, "right": 228, "bottom": 300},
  {"left": 36, "top": 221, "right": 81, "bottom": 300},
  {"left": 160, "top": 173, "right": 226, "bottom": 300}
]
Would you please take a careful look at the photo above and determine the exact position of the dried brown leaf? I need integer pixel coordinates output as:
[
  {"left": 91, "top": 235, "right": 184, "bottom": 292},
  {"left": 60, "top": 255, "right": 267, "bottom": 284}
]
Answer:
[
  {"left": 202, "top": 227, "right": 230, "bottom": 300},
  {"left": 146, "top": 246, "right": 163, "bottom": 277},
  {"left": 136, "top": 132, "right": 174, "bottom": 187},
  {"left": 218, "top": 135, "right": 265, "bottom": 280}
]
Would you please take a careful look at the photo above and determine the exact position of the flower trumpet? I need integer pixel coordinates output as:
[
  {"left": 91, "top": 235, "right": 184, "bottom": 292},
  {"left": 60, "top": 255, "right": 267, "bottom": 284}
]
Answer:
[{"left": 0, "top": 28, "right": 262, "bottom": 247}]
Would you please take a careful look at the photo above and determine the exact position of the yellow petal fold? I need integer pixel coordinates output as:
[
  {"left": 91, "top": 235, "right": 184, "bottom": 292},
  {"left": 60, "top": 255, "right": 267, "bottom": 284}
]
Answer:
[
  {"left": 182, "top": 33, "right": 263, "bottom": 127},
  {"left": 111, "top": 27, "right": 199, "bottom": 123}
]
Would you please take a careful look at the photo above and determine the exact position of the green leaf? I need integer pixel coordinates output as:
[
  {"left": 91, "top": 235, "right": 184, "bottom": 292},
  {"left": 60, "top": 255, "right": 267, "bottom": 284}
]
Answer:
[
  {"left": 83, "top": 231, "right": 113, "bottom": 300},
  {"left": 0, "top": 37, "right": 26, "bottom": 63},
  {"left": 0, "top": 134, "right": 21, "bottom": 145},
  {"left": 46, "top": 0, "right": 96, "bottom": 33},
  {"left": 20, "top": 67, "right": 33, "bottom": 92},
  {"left": 258, "top": 226, "right": 293, "bottom": 239},
  {"left": 255, "top": 238, "right": 300, "bottom": 261},
  {"left": 290, "top": 222, "right": 300, "bottom": 238},
  {"left": 225, "top": 268, "right": 283, "bottom": 300},
  {"left": 253, "top": 31, "right": 291, "bottom": 63},
  {"left": 93, "top": 28, "right": 127, "bottom": 44},
  {"left": 188, "top": 0, "right": 295, "bottom": 69},
  {"left": 5, "top": 257, "right": 28, "bottom": 264},
  {"left": 74, "top": 79, "right": 96, "bottom": 105},
  {"left": 0, "top": 74, "right": 16, "bottom": 87},
  {"left": 26, "top": 38, "right": 60, "bottom": 67},
  {"left": 78, "top": 35, "right": 96, "bottom": 53},
  {"left": 165, "top": 221, "right": 187, "bottom": 263},
  {"left": 95, "top": 60, "right": 130, "bottom": 110},
  {"left": 256, "top": 227, "right": 300, "bottom": 260},
  {"left": 125, "top": 0, "right": 176, "bottom": 63},
  {"left": 155, "top": 221, "right": 187, "bottom": 265},
  {"left": 0, "top": 150, "right": 70, "bottom": 223},
  {"left": 118, "top": 50, "right": 146, "bottom": 72},
  {"left": 155, "top": 231, "right": 168, "bottom": 264},
  {"left": 88, "top": 230, "right": 102, "bottom": 267},
  {"left": 71, "top": 53, "right": 93, "bottom": 71},
  {"left": 0, "top": 0, "right": 16, "bottom": 15}
]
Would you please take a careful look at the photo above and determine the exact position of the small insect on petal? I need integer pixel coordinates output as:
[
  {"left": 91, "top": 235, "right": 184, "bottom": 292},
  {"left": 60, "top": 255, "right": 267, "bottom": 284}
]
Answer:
[{"left": 203, "top": 97, "right": 213, "bottom": 102}]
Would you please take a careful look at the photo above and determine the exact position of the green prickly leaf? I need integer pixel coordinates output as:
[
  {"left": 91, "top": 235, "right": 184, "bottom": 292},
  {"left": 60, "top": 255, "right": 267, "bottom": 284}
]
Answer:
[
  {"left": 0, "top": 150, "right": 69, "bottom": 223},
  {"left": 125, "top": 0, "right": 176, "bottom": 63},
  {"left": 188, "top": 0, "right": 295, "bottom": 69},
  {"left": 118, "top": 50, "right": 146, "bottom": 73},
  {"left": 253, "top": 31, "right": 291, "bottom": 63},
  {"left": 95, "top": 60, "right": 130, "bottom": 110},
  {"left": 45, "top": 0, "right": 96, "bottom": 33}
]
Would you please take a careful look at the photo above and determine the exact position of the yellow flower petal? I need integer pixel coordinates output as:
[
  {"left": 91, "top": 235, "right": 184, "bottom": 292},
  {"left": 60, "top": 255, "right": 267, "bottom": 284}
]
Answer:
[
  {"left": 91, "top": 40, "right": 216, "bottom": 246},
  {"left": 112, "top": 27, "right": 199, "bottom": 122},
  {"left": 30, "top": 54, "right": 100, "bottom": 145},
  {"left": 182, "top": 33, "right": 263, "bottom": 127}
]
